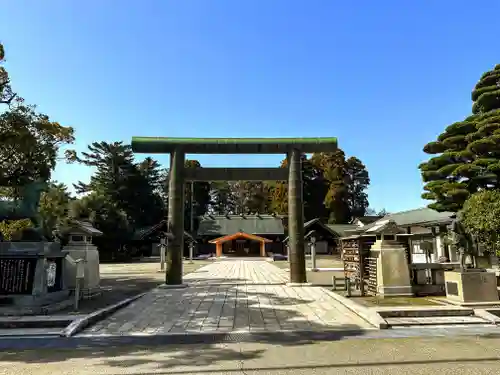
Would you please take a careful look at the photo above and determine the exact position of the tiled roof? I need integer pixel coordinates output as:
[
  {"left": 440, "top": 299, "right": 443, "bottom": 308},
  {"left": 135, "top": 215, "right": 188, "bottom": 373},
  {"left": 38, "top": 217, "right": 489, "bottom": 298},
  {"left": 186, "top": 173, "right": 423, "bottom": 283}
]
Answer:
[
  {"left": 353, "top": 216, "right": 383, "bottom": 225},
  {"left": 133, "top": 220, "right": 194, "bottom": 241},
  {"left": 325, "top": 224, "right": 359, "bottom": 237},
  {"left": 283, "top": 218, "right": 344, "bottom": 242},
  {"left": 363, "top": 207, "right": 454, "bottom": 230},
  {"left": 73, "top": 221, "right": 103, "bottom": 236},
  {"left": 197, "top": 214, "right": 285, "bottom": 236}
]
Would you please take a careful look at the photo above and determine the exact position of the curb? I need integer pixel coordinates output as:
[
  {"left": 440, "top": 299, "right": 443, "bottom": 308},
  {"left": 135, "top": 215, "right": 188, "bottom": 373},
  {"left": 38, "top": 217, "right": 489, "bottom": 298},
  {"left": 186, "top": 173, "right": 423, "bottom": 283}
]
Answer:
[
  {"left": 0, "top": 317, "right": 75, "bottom": 329},
  {"left": 67, "top": 328, "right": 379, "bottom": 346},
  {"left": 2, "top": 326, "right": 500, "bottom": 349},
  {"left": 474, "top": 309, "right": 500, "bottom": 325},
  {"left": 61, "top": 293, "right": 147, "bottom": 337},
  {"left": 322, "top": 289, "right": 389, "bottom": 329}
]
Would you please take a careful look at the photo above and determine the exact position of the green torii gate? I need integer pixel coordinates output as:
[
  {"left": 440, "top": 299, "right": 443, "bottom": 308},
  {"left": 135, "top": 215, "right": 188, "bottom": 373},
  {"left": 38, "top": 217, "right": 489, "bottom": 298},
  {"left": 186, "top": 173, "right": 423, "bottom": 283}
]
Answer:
[{"left": 131, "top": 137, "right": 338, "bottom": 285}]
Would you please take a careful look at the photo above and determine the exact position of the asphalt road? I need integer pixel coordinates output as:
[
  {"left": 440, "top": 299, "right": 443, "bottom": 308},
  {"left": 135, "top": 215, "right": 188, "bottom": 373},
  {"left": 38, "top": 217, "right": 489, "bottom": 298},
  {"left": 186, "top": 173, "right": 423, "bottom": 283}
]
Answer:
[{"left": 1, "top": 335, "right": 499, "bottom": 375}]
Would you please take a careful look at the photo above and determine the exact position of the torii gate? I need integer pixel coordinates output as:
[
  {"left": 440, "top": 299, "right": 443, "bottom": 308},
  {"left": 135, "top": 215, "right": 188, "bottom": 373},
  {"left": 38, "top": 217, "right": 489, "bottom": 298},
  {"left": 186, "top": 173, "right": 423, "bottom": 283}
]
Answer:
[{"left": 131, "top": 137, "right": 338, "bottom": 286}]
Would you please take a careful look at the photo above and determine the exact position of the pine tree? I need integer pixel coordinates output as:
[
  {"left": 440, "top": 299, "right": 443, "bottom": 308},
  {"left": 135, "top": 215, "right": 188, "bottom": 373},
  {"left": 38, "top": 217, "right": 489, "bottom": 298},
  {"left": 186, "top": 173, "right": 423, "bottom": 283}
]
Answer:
[
  {"left": 345, "top": 157, "right": 370, "bottom": 218},
  {"left": 420, "top": 64, "right": 500, "bottom": 212},
  {"left": 183, "top": 159, "right": 211, "bottom": 231}
]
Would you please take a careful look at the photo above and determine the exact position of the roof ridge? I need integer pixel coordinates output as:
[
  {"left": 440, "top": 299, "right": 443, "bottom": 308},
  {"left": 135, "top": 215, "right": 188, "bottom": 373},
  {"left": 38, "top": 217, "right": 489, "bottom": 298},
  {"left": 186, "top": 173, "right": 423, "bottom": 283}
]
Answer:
[{"left": 386, "top": 207, "right": 432, "bottom": 216}]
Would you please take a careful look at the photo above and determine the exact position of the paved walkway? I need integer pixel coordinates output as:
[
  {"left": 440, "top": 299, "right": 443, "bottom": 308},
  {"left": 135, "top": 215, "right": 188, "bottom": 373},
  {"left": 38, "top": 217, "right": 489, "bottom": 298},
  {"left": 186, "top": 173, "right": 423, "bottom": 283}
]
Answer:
[
  {"left": 3, "top": 336, "right": 500, "bottom": 374},
  {"left": 85, "top": 259, "right": 371, "bottom": 336}
]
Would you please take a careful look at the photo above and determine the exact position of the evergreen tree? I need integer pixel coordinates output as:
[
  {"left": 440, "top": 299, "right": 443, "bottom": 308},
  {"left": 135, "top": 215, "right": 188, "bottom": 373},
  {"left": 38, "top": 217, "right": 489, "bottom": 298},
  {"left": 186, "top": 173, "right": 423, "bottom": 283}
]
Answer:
[
  {"left": 209, "top": 181, "right": 235, "bottom": 214},
  {"left": 243, "top": 182, "right": 271, "bottom": 214},
  {"left": 311, "top": 151, "right": 351, "bottom": 223},
  {"left": 345, "top": 156, "right": 370, "bottom": 218},
  {"left": 420, "top": 64, "right": 500, "bottom": 212},
  {"left": 183, "top": 160, "right": 211, "bottom": 231},
  {"left": 69, "top": 141, "right": 165, "bottom": 240},
  {"left": 462, "top": 190, "right": 500, "bottom": 255},
  {"left": 268, "top": 154, "right": 327, "bottom": 220}
]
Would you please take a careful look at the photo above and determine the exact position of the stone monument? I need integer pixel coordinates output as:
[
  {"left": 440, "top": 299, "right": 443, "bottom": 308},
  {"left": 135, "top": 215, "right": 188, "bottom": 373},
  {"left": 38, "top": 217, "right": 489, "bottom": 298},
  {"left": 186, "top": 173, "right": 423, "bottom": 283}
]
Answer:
[
  {"left": 444, "top": 213, "right": 499, "bottom": 305},
  {"left": 61, "top": 220, "right": 102, "bottom": 299},
  {"left": 367, "top": 220, "right": 413, "bottom": 297},
  {"left": 0, "top": 180, "right": 71, "bottom": 315}
]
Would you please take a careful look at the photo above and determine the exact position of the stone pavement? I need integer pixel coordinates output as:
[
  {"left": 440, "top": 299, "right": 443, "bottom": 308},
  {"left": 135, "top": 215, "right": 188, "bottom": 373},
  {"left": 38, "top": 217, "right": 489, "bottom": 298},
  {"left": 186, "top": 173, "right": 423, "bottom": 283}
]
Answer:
[
  {"left": 85, "top": 259, "right": 372, "bottom": 335},
  {"left": 2, "top": 335, "right": 500, "bottom": 374}
]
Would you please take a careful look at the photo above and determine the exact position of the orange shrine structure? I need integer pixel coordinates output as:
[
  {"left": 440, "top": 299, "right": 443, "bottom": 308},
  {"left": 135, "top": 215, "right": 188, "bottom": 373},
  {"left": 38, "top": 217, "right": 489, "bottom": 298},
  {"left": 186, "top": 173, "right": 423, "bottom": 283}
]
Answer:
[{"left": 209, "top": 231, "right": 273, "bottom": 258}]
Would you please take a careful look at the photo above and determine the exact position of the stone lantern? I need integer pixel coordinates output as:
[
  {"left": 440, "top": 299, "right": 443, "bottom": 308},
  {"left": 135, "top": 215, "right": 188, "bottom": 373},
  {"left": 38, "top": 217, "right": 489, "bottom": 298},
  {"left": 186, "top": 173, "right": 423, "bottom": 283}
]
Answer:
[{"left": 62, "top": 220, "right": 103, "bottom": 298}]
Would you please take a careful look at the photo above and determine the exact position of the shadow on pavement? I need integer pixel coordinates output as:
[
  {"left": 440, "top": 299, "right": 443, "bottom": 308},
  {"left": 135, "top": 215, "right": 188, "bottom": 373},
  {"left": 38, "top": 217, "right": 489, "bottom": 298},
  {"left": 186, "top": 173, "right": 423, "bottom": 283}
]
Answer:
[
  {"left": 0, "top": 342, "right": 262, "bottom": 368},
  {"left": 60, "top": 263, "right": 212, "bottom": 314},
  {"left": 1, "top": 338, "right": 500, "bottom": 373},
  {"left": 0, "top": 329, "right": 365, "bottom": 369},
  {"left": 0, "top": 260, "right": 374, "bottom": 370},
  {"left": 79, "top": 275, "right": 371, "bottom": 344}
]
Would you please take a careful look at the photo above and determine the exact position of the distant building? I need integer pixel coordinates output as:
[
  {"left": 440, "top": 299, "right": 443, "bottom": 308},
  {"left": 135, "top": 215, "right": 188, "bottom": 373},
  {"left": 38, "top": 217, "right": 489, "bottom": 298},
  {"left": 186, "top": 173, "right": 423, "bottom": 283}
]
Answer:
[
  {"left": 344, "top": 208, "right": 455, "bottom": 264},
  {"left": 350, "top": 216, "right": 384, "bottom": 227},
  {"left": 133, "top": 220, "right": 195, "bottom": 257},
  {"left": 283, "top": 218, "right": 356, "bottom": 255},
  {"left": 196, "top": 214, "right": 286, "bottom": 257}
]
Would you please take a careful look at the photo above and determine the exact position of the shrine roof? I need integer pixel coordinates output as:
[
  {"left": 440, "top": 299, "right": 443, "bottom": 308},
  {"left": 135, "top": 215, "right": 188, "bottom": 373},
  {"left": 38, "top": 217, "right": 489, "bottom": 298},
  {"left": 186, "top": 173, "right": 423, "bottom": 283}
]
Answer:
[
  {"left": 133, "top": 220, "right": 195, "bottom": 242},
  {"left": 197, "top": 214, "right": 285, "bottom": 236},
  {"left": 361, "top": 207, "right": 454, "bottom": 230},
  {"left": 283, "top": 218, "right": 347, "bottom": 242},
  {"left": 70, "top": 220, "right": 103, "bottom": 236}
]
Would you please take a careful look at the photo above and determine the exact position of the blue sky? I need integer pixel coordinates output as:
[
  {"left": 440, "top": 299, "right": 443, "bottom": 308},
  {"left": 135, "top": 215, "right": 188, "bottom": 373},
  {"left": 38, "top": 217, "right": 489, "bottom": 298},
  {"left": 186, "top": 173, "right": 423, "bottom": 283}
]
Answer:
[{"left": 2, "top": 1, "right": 500, "bottom": 212}]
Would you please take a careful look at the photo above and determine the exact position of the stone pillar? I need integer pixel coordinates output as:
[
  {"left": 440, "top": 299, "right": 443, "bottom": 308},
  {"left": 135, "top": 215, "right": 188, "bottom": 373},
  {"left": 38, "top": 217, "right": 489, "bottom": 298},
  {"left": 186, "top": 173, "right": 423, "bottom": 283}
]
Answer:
[
  {"left": 188, "top": 241, "right": 194, "bottom": 262},
  {"left": 287, "top": 148, "right": 307, "bottom": 284},
  {"left": 310, "top": 242, "right": 317, "bottom": 270},
  {"left": 435, "top": 234, "right": 444, "bottom": 259},
  {"left": 166, "top": 149, "right": 185, "bottom": 285}
]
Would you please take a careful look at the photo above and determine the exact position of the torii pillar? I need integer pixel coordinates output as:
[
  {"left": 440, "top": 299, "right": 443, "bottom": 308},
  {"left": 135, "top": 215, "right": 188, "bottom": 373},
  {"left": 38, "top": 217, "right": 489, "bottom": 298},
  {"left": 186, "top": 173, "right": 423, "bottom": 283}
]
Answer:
[
  {"left": 288, "top": 148, "right": 307, "bottom": 284},
  {"left": 166, "top": 148, "right": 185, "bottom": 286}
]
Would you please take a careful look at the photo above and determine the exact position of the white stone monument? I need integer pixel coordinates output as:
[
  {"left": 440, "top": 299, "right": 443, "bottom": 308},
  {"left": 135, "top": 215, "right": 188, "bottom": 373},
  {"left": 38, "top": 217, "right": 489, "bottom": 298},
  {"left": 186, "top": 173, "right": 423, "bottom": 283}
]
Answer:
[
  {"left": 62, "top": 220, "right": 102, "bottom": 298},
  {"left": 367, "top": 220, "right": 413, "bottom": 297}
]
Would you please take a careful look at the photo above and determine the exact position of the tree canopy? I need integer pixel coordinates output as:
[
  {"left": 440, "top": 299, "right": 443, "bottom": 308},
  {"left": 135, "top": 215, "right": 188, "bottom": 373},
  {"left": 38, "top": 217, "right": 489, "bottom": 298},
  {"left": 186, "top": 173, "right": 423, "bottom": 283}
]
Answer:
[
  {"left": 266, "top": 150, "right": 371, "bottom": 223},
  {"left": 462, "top": 190, "right": 500, "bottom": 256},
  {"left": 420, "top": 64, "right": 500, "bottom": 212},
  {"left": 0, "top": 43, "right": 75, "bottom": 187},
  {"left": 0, "top": 41, "right": 375, "bottom": 256}
]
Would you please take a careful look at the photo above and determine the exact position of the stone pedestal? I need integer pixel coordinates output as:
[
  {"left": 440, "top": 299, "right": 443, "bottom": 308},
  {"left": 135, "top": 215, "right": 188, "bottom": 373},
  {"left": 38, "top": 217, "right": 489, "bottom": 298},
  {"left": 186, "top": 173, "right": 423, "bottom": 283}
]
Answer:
[
  {"left": 444, "top": 270, "right": 499, "bottom": 305},
  {"left": 372, "top": 239, "right": 413, "bottom": 297},
  {"left": 0, "top": 241, "right": 70, "bottom": 314}
]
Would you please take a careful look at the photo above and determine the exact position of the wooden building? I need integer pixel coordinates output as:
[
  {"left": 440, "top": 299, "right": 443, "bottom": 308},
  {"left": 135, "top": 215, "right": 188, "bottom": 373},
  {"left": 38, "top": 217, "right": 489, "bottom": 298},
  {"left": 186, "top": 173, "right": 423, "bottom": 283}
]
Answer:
[
  {"left": 283, "top": 218, "right": 356, "bottom": 254},
  {"left": 196, "top": 214, "right": 285, "bottom": 257},
  {"left": 344, "top": 208, "right": 455, "bottom": 264},
  {"left": 350, "top": 215, "right": 384, "bottom": 228},
  {"left": 132, "top": 220, "right": 195, "bottom": 257}
]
